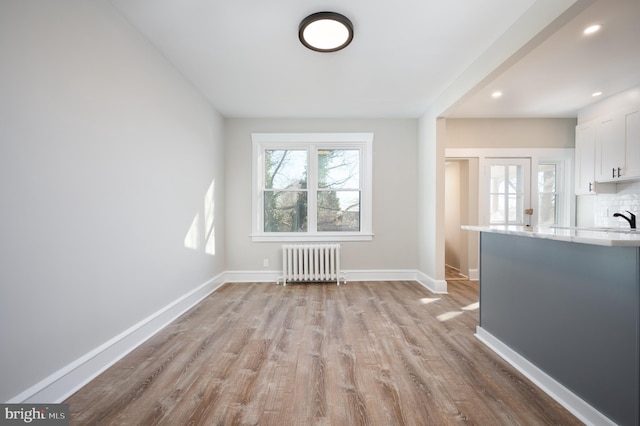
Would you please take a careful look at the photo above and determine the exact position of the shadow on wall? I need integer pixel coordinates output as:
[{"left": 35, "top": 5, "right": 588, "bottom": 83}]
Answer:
[{"left": 184, "top": 179, "right": 216, "bottom": 255}]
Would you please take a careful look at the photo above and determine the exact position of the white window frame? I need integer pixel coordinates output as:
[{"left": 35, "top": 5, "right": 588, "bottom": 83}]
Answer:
[
  {"left": 537, "top": 160, "right": 564, "bottom": 227},
  {"left": 251, "top": 132, "right": 374, "bottom": 242}
]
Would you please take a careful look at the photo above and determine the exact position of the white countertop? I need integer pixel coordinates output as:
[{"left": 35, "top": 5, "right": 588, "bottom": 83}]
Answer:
[{"left": 462, "top": 225, "right": 640, "bottom": 247}]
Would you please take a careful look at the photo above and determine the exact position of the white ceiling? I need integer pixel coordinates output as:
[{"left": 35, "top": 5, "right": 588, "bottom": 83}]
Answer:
[
  {"left": 110, "top": 0, "right": 640, "bottom": 119},
  {"left": 448, "top": 0, "right": 640, "bottom": 118}
]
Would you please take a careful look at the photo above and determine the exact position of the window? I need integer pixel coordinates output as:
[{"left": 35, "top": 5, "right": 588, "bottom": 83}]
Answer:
[
  {"left": 252, "top": 133, "right": 373, "bottom": 242},
  {"left": 537, "top": 163, "right": 559, "bottom": 226}
]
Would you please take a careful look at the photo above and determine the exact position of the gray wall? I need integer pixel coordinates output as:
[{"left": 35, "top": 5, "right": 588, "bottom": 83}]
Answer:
[
  {"left": 0, "top": 0, "right": 225, "bottom": 402},
  {"left": 480, "top": 233, "right": 639, "bottom": 426},
  {"left": 224, "top": 118, "right": 418, "bottom": 272}
]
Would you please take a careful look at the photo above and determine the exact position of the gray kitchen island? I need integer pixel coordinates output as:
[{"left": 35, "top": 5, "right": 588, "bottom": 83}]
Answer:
[{"left": 464, "top": 225, "right": 640, "bottom": 426}]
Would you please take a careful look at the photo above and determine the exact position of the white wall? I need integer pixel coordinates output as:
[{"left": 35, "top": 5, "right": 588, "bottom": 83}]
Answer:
[
  {"left": 416, "top": 115, "right": 446, "bottom": 291},
  {"left": 224, "top": 118, "right": 418, "bottom": 273},
  {"left": 0, "top": 0, "right": 225, "bottom": 402}
]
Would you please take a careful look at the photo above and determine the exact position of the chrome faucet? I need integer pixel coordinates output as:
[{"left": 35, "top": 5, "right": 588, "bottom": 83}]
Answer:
[{"left": 613, "top": 211, "right": 636, "bottom": 229}]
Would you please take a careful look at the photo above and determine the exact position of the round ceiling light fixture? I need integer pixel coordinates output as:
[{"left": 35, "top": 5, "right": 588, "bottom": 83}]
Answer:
[{"left": 299, "top": 12, "right": 354, "bottom": 52}]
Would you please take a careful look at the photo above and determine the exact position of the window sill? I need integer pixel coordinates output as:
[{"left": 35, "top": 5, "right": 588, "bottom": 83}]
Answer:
[{"left": 250, "top": 233, "right": 374, "bottom": 243}]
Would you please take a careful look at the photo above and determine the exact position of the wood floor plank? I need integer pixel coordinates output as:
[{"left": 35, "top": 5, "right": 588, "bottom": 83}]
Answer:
[{"left": 66, "top": 280, "right": 582, "bottom": 425}]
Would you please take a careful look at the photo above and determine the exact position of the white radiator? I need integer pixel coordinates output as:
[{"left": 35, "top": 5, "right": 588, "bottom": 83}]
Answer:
[{"left": 279, "top": 244, "right": 345, "bottom": 285}]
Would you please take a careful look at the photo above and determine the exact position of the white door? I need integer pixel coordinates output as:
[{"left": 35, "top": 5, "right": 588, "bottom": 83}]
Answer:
[{"left": 482, "top": 158, "right": 532, "bottom": 226}]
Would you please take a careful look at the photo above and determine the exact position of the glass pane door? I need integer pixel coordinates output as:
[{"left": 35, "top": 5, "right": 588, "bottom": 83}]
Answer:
[{"left": 485, "top": 158, "right": 531, "bottom": 226}]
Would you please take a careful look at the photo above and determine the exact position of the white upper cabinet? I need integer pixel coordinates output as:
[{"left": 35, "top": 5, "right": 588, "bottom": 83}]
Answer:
[
  {"left": 594, "top": 104, "right": 640, "bottom": 182},
  {"left": 595, "top": 115, "right": 623, "bottom": 181},
  {"left": 623, "top": 108, "right": 640, "bottom": 179},
  {"left": 575, "top": 121, "right": 614, "bottom": 194}
]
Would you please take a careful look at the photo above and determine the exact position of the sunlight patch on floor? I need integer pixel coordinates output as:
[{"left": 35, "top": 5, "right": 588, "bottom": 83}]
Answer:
[
  {"left": 437, "top": 311, "right": 463, "bottom": 321},
  {"left": 462, "top": 302, "right": 479, "bottom": 311}
]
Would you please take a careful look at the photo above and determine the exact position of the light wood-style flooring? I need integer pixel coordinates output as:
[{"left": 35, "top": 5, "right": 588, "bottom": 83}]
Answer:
[
  {"left": 445, "top": 265, "right": 468, "bottom": 281},
  {"left": 66, "top": 280, "right": 582, "bottom": 425}
]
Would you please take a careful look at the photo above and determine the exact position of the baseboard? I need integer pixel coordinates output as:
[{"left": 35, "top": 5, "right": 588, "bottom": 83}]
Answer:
[
  {"left": 467, "top": 268, "right": 479, "bottom": 281},
  {"left": 416, "top": 270, "right": 448, "bottom": 293},
  {"left": 343, "top": 269, "right": 417, "bottom": 282},
  {"left": 475, "top": 327, "right": 616, "bottom": 426},
  {"left": 224, "top": 270, "right": 281, "bottom": 283},
  {"left": 10, "top": 273, "right": 226, "bottom": 404},
  {"left": 225, "top": 269, "right": 437, "bottom": 287}
]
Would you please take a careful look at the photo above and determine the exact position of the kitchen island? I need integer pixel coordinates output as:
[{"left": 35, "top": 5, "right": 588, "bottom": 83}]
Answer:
[{"left": 463, "top": 225, "right": 640, "bottom": 426}]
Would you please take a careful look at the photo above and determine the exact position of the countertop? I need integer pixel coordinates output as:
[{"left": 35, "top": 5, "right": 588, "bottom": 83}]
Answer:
[{"left": 462, "top": 225, "right": 640, "bottom": 247}]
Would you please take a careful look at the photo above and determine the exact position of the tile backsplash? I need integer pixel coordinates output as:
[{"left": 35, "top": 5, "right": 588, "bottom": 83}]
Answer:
[{"left": 594, "top": 181, "right": 640, "bottom": 228}]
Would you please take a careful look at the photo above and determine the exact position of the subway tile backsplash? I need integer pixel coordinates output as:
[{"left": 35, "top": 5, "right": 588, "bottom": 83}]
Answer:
[{"left": 595, "top": 181, "right": 640, "bottom": 228}]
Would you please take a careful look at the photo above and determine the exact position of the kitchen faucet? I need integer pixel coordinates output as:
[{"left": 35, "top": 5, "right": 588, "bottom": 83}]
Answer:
[{"left": 613, "top": 211, "right": 636, "bottom": 229}]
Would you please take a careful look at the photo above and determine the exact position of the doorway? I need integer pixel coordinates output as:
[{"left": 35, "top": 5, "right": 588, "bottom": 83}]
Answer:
[
  {"left": 444, "top": 159, "right": 479, "bottom": 280},
  {"left": 445, "top": 149, "right": 573, "bottom": 282}
]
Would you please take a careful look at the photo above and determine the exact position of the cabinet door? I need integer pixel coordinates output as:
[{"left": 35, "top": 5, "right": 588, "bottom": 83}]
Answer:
[
  {"left": 595, "top": 115, "right": 625, "bottom": 182},
  {"left": 575, "top": 123, "right": 596, "bottom": 194},
  {"left": 622, "top": 108, "right": 640, "bottom": 180}
]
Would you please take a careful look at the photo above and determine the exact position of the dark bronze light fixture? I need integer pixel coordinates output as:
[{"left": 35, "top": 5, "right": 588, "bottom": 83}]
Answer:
[{"left": 299, "top": 12, "right": 354, "bottom": 52}]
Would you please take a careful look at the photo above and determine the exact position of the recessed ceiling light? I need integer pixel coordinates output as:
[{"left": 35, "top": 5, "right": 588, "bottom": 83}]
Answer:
[
  {"left": 583, "top": 24, "right": 602, "bottom": 35},
  {"left": 592, "top": 91, "right": 603, "bottom": 97},
  {"left": 299, "top": 12, "right": 354, "bottom": 52},
  {"left": 492, "top": 91, "right": 503, "bottom": 99}
]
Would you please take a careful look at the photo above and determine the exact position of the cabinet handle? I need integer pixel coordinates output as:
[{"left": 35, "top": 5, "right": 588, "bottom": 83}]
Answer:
[
  {"left": 613, "top": 167, "right": 616, "bottom": 178},
  {"left": 589, "top": 182, "right": 593, "bottom": 192},
  {"left": 617, "top": 167, "right": 622, "bottom": 178}
]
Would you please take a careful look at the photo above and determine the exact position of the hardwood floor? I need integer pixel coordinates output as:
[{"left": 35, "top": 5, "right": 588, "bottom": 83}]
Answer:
[
  {"left": 445, "top": 265, "right": 468, "bottom": 281},
  {"left": 66, "top": 280, "right": 582, "bottom": 425}
]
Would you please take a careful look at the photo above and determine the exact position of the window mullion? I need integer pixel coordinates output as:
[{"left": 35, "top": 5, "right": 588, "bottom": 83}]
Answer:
[{"left": 308, "top": 145, "right": 318, "bottom": 233}]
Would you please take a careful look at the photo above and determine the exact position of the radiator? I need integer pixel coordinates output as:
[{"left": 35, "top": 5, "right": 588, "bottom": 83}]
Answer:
[{"left": 279, "top": 244, "right": 345, "bottom": 285}]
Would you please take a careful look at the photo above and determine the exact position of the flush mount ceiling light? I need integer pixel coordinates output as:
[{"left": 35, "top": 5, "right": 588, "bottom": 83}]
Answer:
[{"left": 299, "top": 12, "right": 353, "bottom": 52}]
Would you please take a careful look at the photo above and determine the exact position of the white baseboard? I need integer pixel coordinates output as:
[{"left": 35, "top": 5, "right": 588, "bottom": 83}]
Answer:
[
  {"left": 225, "top": 269, "right": 441, "bottom": 288},
  {"left": 10, "top": 273, "right": 226, "bottom": 404},
  {"left": 475, "top": 327, "right": 615, "bottom": 426},
  {"left": 416, "top": 270, "right": 448, "bottom": 293},
  {"left": 343, "top": 269, "right": 417, "bottom": 282},
  {"left": 467, "top": 268, "right": 479, "bottom": 281},
  {"left": 224, "top": 270, "right": 281, "bottom": 283}
]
